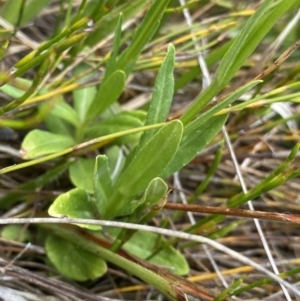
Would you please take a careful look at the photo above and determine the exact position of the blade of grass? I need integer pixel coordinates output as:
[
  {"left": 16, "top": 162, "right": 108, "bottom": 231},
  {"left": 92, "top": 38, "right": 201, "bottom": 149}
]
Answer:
[
  {"left": 0, "top": 122, "right": 166, "bottom": 174},
  {"left": 180, "top": 0, "right": 300, "bottom": 124},
  {"left": 117, "top": 0, "right": 172, "bottom": 76}
]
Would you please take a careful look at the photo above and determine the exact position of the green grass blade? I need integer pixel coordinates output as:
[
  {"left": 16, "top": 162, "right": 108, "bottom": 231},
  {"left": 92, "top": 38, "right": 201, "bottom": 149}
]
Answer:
[
  {"left": 0, "top": 161, "right": 72, "bottom": 209},
  {"left": 86, "top": 0, "right": 150, "bottom": 46},
  {"left": 184, "top": 80, "right": 262, "bottom": 137},
  {"left": 216, "top": 0, "right": 300, "bottom": 85},
  {"left": 1, "top": 122, "right": 166, "bottom": 174},
  {"left": 180, "top": 0, "right": 300, "bottom": 124},
  {"left": 117, "top": 0, "right": 172, "bottom": 76},
  {"left": 0, "top": 0, "right": 51, "bottom": 26}
]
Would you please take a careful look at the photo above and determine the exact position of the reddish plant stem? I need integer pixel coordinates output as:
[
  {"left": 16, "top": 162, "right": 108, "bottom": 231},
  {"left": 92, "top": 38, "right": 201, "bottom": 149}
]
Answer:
[{"left": 163, "top": 203, "right": 300, "bottom": 224}]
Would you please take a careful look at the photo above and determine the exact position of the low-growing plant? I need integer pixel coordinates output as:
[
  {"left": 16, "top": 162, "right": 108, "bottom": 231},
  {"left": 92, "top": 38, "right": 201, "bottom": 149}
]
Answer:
[{"left": 0, "top": 0, "right": 300, "bottom": 300}]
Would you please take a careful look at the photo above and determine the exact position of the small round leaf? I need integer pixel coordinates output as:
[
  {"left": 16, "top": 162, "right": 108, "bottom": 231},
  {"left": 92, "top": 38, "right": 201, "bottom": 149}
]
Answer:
[
  {"left": 46, "top": 235, "right": 107, "bottom": 281},
  {"left": 48, "top": 188, "right": 100, "bottom": 230}
]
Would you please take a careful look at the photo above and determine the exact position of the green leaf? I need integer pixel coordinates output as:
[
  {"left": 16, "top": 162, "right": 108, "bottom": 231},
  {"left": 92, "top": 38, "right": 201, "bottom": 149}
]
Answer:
[
  {"left": 21, "top": 130, "right": 75, "bottom": 159},
  {"left": 105, "top": 14, "right": 123, "bottom": 79},
  {"left": 85, "top": 111, "right": 146, "bottom": 144},
  {"left": 44, "top": 111, "right": 73, "bottom": 136},
  {"left": 73, "top": 65, "right": 97, "bottom": 124},
  {"left": 48, "top": 226, "right": 182, "bottom": 300},
  {"left": 215, "top": 276, "right": 245, "bottom": 301},
  {"left": 0, "top": 84, "right": 24, "bottom": 98},
  {"left": 86, "top": 0, "right": 106, "bottom": 21},
  {"left": 48, "top": 188, "right": 100, "bottom": 231},
  {"left": 162, "top": 115, "right": 227, "bottom": 178},
  {"left": 102, "top": 120, "right": 183, "bottom": 219},
  {"left": 109, "top": 178, "right": 168, "bottom": 221},
  {"left": 117, "top": 0, "right": 172, "bottom": 75},
  {"left": 1, "top": 225, "right": 30, "bottom": 242},
  {"left": 107, "top": 229, "right": 189, "bottom": 275},
  {"left": 110, "top": 198, "right": 142, "bottom": 218},
  {"left": 174, "top": 40, "right": 233, "bottom": 92},
  {"left": 86, "top": 70, "right": 126, "bottom": 122},
  {"left": 216, "top": 0, "right": 298, "bottom": 86},
  {"left": 0, "top": 0, "right": 51, "bottom": 26},
  {"left": 0, "top": 40, "right": 9, "bottom": 60},
  {"left": 140, "top": 177, "right": 168, "bottom": 208},
  {"left": 73, "top": 85, "right": 96, "bottom": 125},
  {"left": 93, "top": 155, "right": 113, "bottom": 218},
  {"left": 106, "top": 145, "right": 126, "bottom": 181},
  {"left": 185, "top": 80, "right": 263, "bottom": 135},
  {"left": 69, "top": 158, "right": 94, "bottom": 193},
  {"left": 46, "top": 235, "right": 107, "bottom": 281},
  {"left": 86, "top": 0, "right": 151, "bottom": 47},
  {"left": 116, "top": 120, "right": 183, "bottom": 197},
  {"left": 50, "top": 99, "right": 80, "bottom": 127},
  {"left": 109, "top": 178, "right": 168, "bottom": 249},
  {"left": 138, "top": 44, "right": 175, "bottom": 149},
  {"left": 180, "top": 0, "right": 300, "bottom": 124}
]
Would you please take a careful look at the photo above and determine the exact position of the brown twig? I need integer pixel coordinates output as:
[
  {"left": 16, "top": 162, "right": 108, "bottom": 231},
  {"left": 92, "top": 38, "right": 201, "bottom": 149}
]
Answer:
[
  {"left": 253, "top": 40, "right": 300, "bottom": 80},
  {"left": 163, "top": 203, "right": 300, "bottom": 224}
]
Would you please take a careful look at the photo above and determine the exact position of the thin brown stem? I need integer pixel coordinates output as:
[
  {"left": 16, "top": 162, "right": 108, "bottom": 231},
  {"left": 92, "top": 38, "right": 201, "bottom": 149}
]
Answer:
[{"left": 163, "top": 202, "right": 300, "bottom": 224}]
